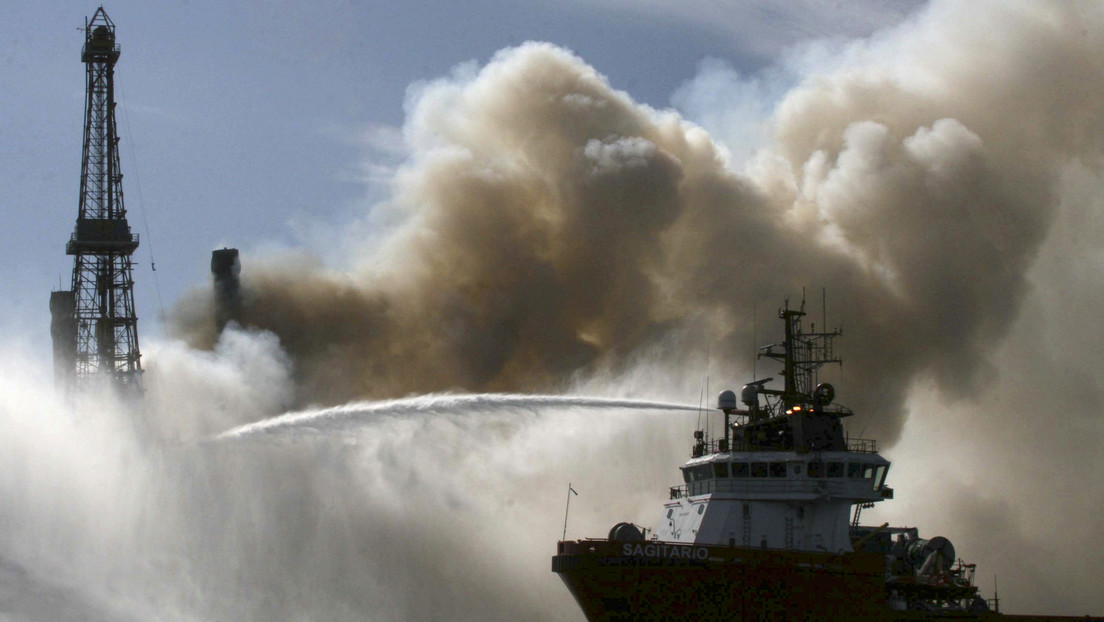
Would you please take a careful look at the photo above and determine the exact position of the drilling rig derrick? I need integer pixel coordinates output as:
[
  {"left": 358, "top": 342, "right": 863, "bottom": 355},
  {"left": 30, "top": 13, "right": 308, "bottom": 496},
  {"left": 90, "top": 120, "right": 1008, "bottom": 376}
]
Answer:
[{"left": 52, "top": 7, "right": 143, "bottom": 395}]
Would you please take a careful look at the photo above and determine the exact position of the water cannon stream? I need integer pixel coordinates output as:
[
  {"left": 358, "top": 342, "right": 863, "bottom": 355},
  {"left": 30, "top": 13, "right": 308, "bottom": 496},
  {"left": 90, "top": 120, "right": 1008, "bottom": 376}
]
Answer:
[{"left": 216, "top": 393, "right": 703, "bottom": 440}]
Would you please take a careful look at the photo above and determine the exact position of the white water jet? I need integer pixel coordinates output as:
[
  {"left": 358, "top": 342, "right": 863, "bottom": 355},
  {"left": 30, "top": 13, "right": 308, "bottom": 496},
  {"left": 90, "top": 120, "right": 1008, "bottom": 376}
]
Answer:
[{"left": 218, "top": 393, "right": 703, "bottom": 439}]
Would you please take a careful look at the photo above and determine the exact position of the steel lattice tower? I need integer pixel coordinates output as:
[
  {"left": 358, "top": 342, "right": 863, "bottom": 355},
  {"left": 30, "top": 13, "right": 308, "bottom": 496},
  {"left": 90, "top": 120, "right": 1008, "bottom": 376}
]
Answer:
[{"left": 61, "top": 7, "right": 143, "bottom": 394}]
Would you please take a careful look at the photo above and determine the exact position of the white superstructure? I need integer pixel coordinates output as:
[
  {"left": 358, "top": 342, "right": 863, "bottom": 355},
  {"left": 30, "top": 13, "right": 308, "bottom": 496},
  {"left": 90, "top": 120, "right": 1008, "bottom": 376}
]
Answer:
[{"left": 658, "top": 450, "right": 891, "bottom": 552}]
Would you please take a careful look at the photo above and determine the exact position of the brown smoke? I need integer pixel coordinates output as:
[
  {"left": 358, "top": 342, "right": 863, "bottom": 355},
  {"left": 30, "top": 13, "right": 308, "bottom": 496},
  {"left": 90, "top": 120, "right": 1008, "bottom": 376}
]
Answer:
[{"left": 175, "top": 3, "right": 1104, "bottom": 452}]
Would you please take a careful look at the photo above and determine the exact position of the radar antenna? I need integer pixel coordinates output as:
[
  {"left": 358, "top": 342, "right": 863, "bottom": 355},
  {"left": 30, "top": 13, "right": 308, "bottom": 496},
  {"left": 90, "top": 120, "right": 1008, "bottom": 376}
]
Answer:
[{"left": 757, "top": 299, "right": 840, "bottom": 411}]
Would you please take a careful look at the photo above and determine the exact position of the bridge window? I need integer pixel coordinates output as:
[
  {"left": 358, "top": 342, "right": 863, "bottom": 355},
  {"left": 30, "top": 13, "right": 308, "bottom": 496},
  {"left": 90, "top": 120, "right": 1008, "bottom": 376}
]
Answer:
[
  {"left": 750, "top": 462, "right": 769, "bottom": 477},
  {"left": 683, "top": 465, "right": 712, "bottom": 482},
  {"left": 808, "top": 460, "right": 824, "bottom": 478},
  {"left": 862, "top": 464, "right": 876, "bottom": 480},
  {"left": 826, "top": 462, "right": 844, "bottom": 478},
  {"left": 713, "top": 462, "right": 730, "bottom": 478},
  {"left": 872, "top": 465, "right": 888, "bottom": 491},
  {"left": 732, "top": 462, "right": 749, "bottom": 478},
  {"left": 770, "top": 462, "right": 787, "bottom": 478},
  {"left": 847, "top": 462, "right": 863, "bottom": 478}
]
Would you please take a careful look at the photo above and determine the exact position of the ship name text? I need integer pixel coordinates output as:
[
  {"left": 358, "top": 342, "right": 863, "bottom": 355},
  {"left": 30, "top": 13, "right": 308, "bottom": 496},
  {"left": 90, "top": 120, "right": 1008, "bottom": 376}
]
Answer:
[{"left": 622, "top": 543, "right": 710, "bottom": 560}]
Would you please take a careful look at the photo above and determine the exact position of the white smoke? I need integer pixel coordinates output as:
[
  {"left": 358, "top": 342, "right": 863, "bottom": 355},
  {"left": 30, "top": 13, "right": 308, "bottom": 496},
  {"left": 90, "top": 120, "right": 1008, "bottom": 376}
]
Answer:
[
  {"left": 142, "top": 326, "right": 294, "bottom": 441},
  {"left": 0, "top": 331, "right": 707, "bottom": 620}
]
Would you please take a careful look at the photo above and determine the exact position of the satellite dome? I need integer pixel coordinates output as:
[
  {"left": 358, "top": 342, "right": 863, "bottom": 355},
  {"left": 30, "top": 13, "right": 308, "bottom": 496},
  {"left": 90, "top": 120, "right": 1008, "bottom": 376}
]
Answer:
[{"left": 717, "top": 389, "right": 737, "bottom": 412}]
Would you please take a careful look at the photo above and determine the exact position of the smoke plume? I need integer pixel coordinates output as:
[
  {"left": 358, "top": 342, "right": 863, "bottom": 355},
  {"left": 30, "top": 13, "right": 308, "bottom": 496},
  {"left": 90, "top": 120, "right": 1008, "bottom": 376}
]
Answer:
[{"left": 178, "top": 2, "right": 1103, "bottom": 451}]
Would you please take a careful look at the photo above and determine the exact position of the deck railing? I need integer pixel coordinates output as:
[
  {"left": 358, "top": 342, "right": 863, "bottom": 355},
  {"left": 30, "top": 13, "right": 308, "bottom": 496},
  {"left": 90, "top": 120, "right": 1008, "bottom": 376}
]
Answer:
[
  {"left": 845, "top": 437, "right": 878, "bottom": 453},
  {"left": 692, "top": 436, "right": 878, "bottom": 456}
]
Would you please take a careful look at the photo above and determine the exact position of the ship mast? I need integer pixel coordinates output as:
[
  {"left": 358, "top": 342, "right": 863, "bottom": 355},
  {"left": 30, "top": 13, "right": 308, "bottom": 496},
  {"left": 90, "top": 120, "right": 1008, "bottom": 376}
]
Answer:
[{"left": 757, "top": 299, "right": 840, "bottom": 413}]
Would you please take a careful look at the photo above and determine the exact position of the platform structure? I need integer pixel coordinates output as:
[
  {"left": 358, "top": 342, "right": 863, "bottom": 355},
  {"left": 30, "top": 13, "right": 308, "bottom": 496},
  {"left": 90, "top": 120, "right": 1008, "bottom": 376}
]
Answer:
[{"left": 53, "top": 7, "right": 143, "bottom": 395}]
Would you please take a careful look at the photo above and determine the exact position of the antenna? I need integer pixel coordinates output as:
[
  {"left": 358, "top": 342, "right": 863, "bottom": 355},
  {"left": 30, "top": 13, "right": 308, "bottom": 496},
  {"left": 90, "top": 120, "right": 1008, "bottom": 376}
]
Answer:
[
  {"left": 562, "top": 483, "right": 578, "bottom": 541},
  {"left": 752, "top": 302, "right": 757, "bottom": 380},
  {"left": 822, "top": 286, "right": 827, "bottom": 337},
  {"left": 696, "top": 378, "right": 705, "bottom": 431},
  {"left": 705, "top": 375, "right": 710, "bottom": 442}
]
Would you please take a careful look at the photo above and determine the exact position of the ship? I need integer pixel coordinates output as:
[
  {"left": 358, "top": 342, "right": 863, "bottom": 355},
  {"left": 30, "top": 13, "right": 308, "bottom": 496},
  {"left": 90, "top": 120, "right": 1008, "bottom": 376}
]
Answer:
[{"left": 552, "top": 301, "right": 1097, "bottom": 621}]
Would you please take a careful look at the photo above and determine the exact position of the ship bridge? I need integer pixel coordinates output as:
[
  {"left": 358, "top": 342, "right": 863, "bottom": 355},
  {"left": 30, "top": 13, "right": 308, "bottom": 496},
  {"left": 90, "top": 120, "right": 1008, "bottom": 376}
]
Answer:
[
  {"left": 672, "top": 451, "right": 890, "bottom": 501},
  {"left": 657, "top": 302, "right": 893, "bottom": 553},
  {"left": 658, "top": 447, "right": 892, "bottom": 553}
]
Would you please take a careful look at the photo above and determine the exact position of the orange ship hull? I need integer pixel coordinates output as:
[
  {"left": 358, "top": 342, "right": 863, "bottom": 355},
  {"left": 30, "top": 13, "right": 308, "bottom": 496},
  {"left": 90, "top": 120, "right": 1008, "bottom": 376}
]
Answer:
[
  {"left": 552, "top": 540, "right": 1096, "bottom": 621},
  {"left": 553, "top": 539, "right": 886, "bottom": 620}
]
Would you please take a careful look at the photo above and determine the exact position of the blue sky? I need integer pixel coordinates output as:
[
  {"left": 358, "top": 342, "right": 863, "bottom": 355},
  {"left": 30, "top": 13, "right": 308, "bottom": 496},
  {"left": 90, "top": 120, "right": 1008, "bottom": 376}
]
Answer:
[{"left": 2, "top": 0, "right": 919, "bottom": 350}]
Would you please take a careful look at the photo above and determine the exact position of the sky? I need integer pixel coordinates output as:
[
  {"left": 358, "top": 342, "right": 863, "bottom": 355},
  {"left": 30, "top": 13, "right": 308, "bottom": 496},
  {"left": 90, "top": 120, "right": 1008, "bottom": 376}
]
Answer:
[{"left": 4, "top": 1, "right": 1104, "bottom": 619}]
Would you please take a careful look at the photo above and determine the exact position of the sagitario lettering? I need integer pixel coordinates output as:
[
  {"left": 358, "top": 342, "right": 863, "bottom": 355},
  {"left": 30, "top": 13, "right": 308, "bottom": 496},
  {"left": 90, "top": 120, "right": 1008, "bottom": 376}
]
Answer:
[{"left": 622, "top": 543, "right": 709, "bottom": 560}]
